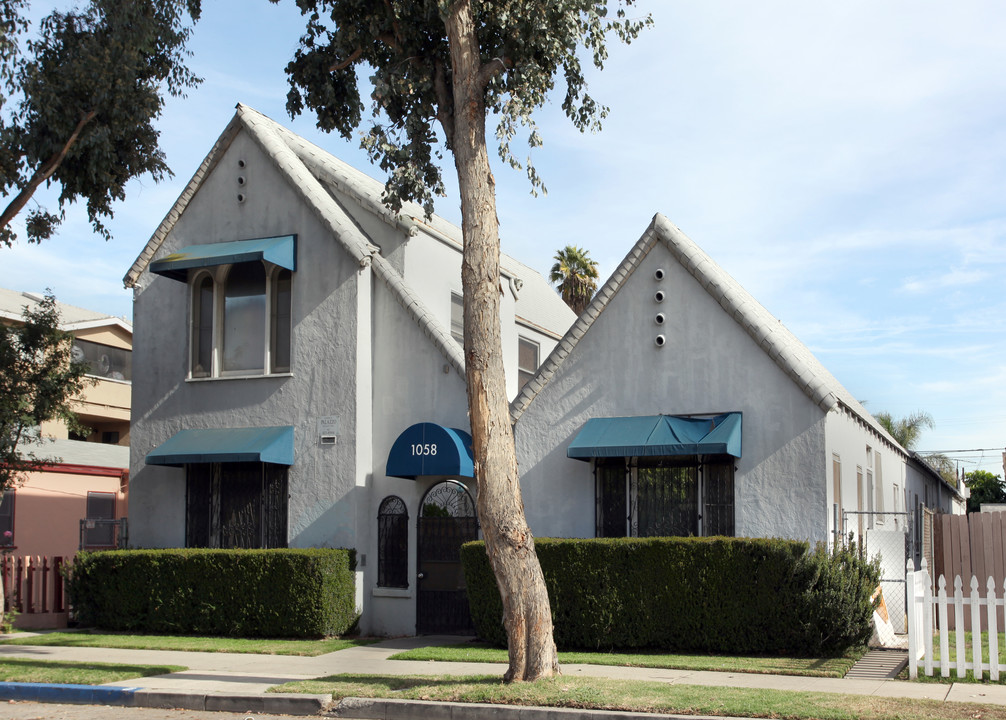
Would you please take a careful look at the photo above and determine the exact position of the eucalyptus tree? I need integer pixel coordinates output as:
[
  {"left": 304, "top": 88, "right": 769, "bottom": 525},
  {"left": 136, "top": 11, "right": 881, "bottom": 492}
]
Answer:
[
  {"left": 272, "top": 0, "right": 649, "bottom": 681},
  {"left": 0, "top": 0, "right": 201, "bottom": 246},
  {"left": 550, "top": 245, "right": 599, "bottom": 315}
]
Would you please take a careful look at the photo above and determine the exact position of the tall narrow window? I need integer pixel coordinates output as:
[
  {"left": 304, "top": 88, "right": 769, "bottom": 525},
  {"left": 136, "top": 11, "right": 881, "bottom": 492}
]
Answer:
[
  {"left": 832, "top": 455, "right": 842, "bottom": 536},
  {"left": 638, "top": 461, "right": 698, "bottom": 537},
  {"left": 191, "top": 274, "right": 214, "bottom": 377},
  {"left": 703, "top": 462, "right": 735, "bottom": 536},
  {"left": 450, "top": 292, "right": 464, "bottom": 345},
  {"left": 595, "top": 460, "right": 628, "bottom": 537},
  {"left": 517, "top": 336, "right": 539, "bottom": 390},
  {"left": 271, "top": 268, "right": 292, "bottom": 373},
  {"left": 377, "top": 496, "right": 409, "bottom": 588},
  {"left": 0, "top": 490, "right": 14, "bottom": 546},
  {"left": 223, "top": 263, "right": 266, "bottom": 374}
]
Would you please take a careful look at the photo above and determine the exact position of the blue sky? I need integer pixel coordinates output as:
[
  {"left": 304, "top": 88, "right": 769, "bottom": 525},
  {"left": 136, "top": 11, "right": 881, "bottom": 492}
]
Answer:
[{"left": 2, "top": 1, "right": 1004, "bottom": 475}]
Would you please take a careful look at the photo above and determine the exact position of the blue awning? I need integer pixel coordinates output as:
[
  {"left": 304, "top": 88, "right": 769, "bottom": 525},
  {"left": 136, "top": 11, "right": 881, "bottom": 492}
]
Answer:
[
  {"left": 386, "top": 423, "right": 475, "bottom": 479},
  {"left": 146, "top": 426, "right": 295, "bottom": 466},
  {"left": 567, "top": 413, "right": 742, "bottom": 460},
  {"left": 150, "top": 235, "right": 296, "bottom": 282}
]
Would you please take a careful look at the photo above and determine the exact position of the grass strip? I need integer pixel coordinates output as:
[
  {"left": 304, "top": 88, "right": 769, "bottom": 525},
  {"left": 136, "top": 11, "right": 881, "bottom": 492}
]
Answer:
[
  {"left": 272, "top": 673, "right": 1004, "bottom": 720},
  {"left": 0, "top": 631, "right": 373, "bottom": 656},
  {"left": 0, "top": 657, "right": 185, "bottom": 684},
  {"left": 389, "top": 642, "right": 861, "bottom": 678}
]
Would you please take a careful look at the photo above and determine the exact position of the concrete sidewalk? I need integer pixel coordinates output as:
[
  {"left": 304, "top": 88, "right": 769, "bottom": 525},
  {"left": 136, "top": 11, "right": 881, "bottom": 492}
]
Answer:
[{"left": 1, "top": 635, "right": 1005, "bottom": 717}]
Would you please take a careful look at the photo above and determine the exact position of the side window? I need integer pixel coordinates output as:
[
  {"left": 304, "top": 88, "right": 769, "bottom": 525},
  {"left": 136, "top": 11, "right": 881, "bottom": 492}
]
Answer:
[
  {"left": 517, "top": 336, "right": 539, "bottom": 390},
  {"left": 377, "top": 496, "right": 409, "bottom": 588},
  {"left": 450, "top": 292, "right": 464, "bottom": 345},
  {"left": 270, "top": 268, "right": 292, "bottom": 373},
  {"left": 0, "top": 490, "right": 14, "bottom": 546},
  {"left": 191, "top": 273, "right": 214, "bottom": 378}
]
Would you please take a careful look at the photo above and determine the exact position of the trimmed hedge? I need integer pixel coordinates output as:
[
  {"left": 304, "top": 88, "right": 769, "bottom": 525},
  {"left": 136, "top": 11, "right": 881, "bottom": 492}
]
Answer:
[
  {"left": 462, "top": 537, "right": 878, "bottom": 656},
  {"left": 67, "top": 548, "right": 356, "bottom": 638}
]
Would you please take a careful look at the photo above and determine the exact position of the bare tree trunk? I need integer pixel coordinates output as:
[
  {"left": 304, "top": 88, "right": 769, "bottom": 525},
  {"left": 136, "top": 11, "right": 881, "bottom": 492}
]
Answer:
[{"left": 444, "top": 0, "right": 558, "bottom": 683}]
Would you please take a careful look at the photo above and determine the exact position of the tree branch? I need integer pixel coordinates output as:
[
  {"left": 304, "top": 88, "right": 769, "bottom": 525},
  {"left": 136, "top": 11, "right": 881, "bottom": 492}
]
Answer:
[
  {"left": 329, "top": 46, "right": 363, "bottom": 72},
  {"left": 0, "top": 109, "right": 96, "bottom": 235},
  {"left": 477, "top": 57, "right": 507, "bottom": 90}
]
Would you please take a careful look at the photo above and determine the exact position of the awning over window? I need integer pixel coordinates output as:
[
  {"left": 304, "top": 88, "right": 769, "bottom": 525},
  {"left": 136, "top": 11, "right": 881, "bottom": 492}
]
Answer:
[
  {"left": 386, "top": 422, "right": 475, "bottom": 479},
  {"left": 149, "top": 235, "right": 296, "bottom": 282},
  {"left": 567, "top": 413, "right": 742, "bottom": 460},
  {"left": 146, "top": 426, "right": 295, "bottom": 466}
]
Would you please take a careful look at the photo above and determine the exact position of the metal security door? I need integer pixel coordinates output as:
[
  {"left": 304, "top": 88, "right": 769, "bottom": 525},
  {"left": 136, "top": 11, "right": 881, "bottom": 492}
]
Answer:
[{"left": 416, "top": 480, "right": 478, "bottom": 634}]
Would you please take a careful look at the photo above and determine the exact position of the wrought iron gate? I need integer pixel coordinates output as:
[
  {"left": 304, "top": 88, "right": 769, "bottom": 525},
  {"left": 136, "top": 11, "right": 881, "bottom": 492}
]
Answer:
[{"left": 416, "top": 480, "right": 478, "bottom": 634}]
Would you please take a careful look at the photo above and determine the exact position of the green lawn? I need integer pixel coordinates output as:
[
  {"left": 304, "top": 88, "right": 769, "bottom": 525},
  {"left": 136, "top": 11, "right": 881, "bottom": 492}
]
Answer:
[
  {"left": 273, "top": 672, "right": 1006, "bottom": 720},
  {"left": 908, "top": 631, "right": 1006, "bottom": 683},
  {"left": 389, "top": 641, "right": 863, "bottom": 678},
  {"left": 0, "top": 631, "right": 374, "bottom": 656},
  {"left": 0, "top": 657, "right": 184, "bottom": 684}
]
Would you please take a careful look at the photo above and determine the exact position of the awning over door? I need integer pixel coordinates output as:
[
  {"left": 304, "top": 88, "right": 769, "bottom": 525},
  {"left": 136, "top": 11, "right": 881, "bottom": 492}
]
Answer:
[
  {"left": 146, "top": 426, "right": 295, "bottom": 466},
  {"left": 386, "top": 423, "right": 475, "bottom": 479},
  {"left": 149, "top": 235, "right": 296, "bottom": 282},
  {"left": 567, "top": 412, "right": 742, "bottom": 460}
]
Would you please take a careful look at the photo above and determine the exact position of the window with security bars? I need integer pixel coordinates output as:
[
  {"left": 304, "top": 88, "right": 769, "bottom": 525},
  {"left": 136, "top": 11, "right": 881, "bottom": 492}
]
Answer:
[
  {"left": 596, "top": 457, "right": 734, "bottom": 538},
  {"left": 450, "top": 292, "right": 464, "bottom": 345},
  {"left": 185, "top": 462, "right": 288, "bottom": 548},
  {"left": 0, "top": 490, "right": 13, "bottom": 546},
  {"left": 378, "top": 496, "right": 409, "bottom": 588},
  {"left": 83, "top": 491, "right": 116, "bottom": 547}
]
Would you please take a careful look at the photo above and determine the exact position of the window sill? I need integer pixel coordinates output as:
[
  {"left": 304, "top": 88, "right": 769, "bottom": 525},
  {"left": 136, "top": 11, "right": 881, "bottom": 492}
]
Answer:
[
  {"left": 186, "top": 373, "right": 293, "bottom": 383},
  {"left": 372, "top": 587, "right": 411, "bottom": 598}
]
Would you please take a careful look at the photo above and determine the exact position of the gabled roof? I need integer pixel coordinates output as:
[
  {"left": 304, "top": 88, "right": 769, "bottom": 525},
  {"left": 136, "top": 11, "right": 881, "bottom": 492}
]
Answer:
[
  {"left": 510, "top": 214, "right": 901, "bottom": 451},
  {"left": 0, "top": 287, "right": 131, "bottom": 334},
  {"left": 124, "top": 104, "right": 469, "bottom": 374}
]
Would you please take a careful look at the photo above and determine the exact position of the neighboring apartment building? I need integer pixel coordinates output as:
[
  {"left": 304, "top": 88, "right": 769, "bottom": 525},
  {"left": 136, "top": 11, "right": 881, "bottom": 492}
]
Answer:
[
  {"left": 0, "top": 288, "right": 131, "bottom": 566},
  {"left": 124, "top": 105, "right": 576, "bottom": 637}
]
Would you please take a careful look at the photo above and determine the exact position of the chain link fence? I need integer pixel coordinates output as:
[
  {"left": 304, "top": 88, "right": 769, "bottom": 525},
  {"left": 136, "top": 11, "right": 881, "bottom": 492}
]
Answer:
[{"left": 842, "top": 510, "right": 914, "bottom": 634}]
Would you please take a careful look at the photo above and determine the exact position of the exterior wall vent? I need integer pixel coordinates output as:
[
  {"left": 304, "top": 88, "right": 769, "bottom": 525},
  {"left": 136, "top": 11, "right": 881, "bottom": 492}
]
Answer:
[
  {"left": 654, "top": 268, "right": 665, "bottom": 280},
  {"left": 655, "top": 334, "right": 666, "bottom": 347},
  {"left": 654, "top": 290, "right": 665, "bottom": 303}
]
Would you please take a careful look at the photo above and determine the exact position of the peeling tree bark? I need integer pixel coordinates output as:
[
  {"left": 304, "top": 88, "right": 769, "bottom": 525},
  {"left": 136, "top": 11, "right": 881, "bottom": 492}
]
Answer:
[{"left": 444, "top": 0, "right": 559, "bottom": 683}]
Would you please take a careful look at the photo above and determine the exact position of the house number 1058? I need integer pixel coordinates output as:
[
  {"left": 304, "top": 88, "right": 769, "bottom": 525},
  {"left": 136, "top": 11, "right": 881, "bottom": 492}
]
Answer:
[{"left": 411, "top": 443, "right": 438, "bottom": 456}]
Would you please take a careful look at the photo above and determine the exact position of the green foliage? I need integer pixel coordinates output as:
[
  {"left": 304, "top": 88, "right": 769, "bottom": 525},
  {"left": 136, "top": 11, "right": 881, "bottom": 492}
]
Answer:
[
  {"left": 272, "top": 0, "right": 651, "bottom": 214},
  {"left": 873, "top": 410, "right": 933, "bottom": 450},
  {"left": 965, "top": 470, "right": 1006, "bottom": 513},
  {"left": 549, "top": 245, "right": 599, "bottom": 314},
  {"left": 67, "top": 548, "right": 358, "bottom": 638},
  {"left": 462, "top": 537, "right": 879, "bottom": 656},
  {"left": 0, "top": 0, "right": 201, "bottom": 245},
  {"left": 0, "top": 291, "right": 91, "bottom": 491}
]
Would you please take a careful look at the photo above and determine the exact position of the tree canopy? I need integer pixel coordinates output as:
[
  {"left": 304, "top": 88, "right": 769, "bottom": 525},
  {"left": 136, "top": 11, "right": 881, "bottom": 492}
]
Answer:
[
  {"left": 0, "top": 292, "right": 90, "bottom": 491},
  {"left": 550, "top": 244, "right": 599, "bottom": 315},
  {"left": 964, "top": 470, "right": 1006, "bottom": 513},
  {"left": 874, "top": 410, "right": 933, "bottom": 450},
  {"left": 273, "top": 0, "right": 649, "bottom": 213},
  {"left": 0, "top": 0, "right": 201, "bottom": 246}
]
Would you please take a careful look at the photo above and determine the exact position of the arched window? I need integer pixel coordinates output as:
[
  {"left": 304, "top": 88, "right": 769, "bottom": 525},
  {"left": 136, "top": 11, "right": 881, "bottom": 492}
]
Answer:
[
  {"left": 377, "top": 496, "right": 409, "bottom": 588},
  {"left": 191, "top": 273, "right": 214, "bottom": 378},
  {"left": 270, "top": 268, "right": 292, "bottom": 374}
]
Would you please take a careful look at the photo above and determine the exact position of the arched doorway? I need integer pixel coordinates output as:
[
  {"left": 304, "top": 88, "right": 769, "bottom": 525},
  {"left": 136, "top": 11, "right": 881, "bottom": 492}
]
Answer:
[{"left": 416, "top": 479, "right": 478, "bottom": 634}]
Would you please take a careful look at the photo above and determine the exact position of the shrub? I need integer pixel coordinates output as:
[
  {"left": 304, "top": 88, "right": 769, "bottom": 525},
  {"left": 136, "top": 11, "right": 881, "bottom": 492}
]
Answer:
[
  {"left": 67, "top": 548, "right": 356, "bottom": 638},
  {"left": 462, "top": 536, "right": 878, "bottom": 656}
]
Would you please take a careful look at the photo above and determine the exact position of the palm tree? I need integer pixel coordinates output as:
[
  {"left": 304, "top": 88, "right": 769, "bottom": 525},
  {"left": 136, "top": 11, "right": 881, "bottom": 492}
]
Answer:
[
  {"left": 875, "top": 410, "right": 956, "bottom": 485},
  {"left": 874, "top": 410, "right": 933, "bottom": 450},
  {"left": 549, "top": 245, "right": 599, "bottom": 315}
]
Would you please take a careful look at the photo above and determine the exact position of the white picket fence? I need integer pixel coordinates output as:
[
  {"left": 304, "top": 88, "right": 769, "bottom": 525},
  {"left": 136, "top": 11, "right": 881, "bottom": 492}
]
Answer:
[{"left": 906, "top": 559, "right": 1006, "bottom": 679}]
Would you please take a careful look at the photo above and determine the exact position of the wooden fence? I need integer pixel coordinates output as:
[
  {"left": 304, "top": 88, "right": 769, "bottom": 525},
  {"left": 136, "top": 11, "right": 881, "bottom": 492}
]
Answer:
[
  {"left": 1, "top": 555, "right": 69, "bottom": 619},
  {"left": 907, "top": 560, "right": 1006, "bottom": 680},
  {"left": 933, "top": 512, "right": 1006, "bottom": 630}
]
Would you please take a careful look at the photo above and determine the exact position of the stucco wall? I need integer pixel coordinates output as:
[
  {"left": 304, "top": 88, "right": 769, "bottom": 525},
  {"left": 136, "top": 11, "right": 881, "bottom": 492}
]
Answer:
[
  {"left": 129, "top": 129, "right": 363, "bottom": 551},
  {"left": 515, "top": 237, "right": 830, "bottom": 543}
]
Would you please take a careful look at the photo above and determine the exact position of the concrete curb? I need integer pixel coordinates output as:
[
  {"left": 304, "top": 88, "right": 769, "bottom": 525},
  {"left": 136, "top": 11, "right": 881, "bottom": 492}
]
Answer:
[
  {"left": 0, "top": 683, "right": 331, "bottom": 715},
  {"left": 0, "top": 682, "right": 140, "bottom": 706},
  {"left": 330, "top": 698, "right": 747, "bottom": 720}
]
